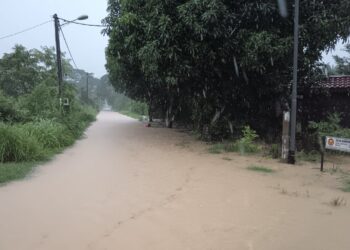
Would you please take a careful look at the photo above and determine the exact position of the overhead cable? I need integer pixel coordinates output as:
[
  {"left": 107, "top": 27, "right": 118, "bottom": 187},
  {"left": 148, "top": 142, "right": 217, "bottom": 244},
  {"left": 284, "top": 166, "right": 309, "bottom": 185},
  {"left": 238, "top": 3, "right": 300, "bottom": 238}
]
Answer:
[
  {"left": 59, "top": 18, "right": 106, "bottom": 28},
  {"left": 0, "top": 20, "right": 52, "bottom": 40},
  {"left": 59, "top": 27, "right": 78, "bottom": 69}
]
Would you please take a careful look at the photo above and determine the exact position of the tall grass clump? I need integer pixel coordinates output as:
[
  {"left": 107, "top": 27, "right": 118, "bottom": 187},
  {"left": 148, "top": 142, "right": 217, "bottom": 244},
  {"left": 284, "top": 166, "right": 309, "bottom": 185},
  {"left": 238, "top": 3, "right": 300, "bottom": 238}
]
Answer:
[
  {"left": 22, "top": 120, "right": 75, "bottom": 149},
  {"left": 0, "top": 123, "right": 44, "bottom": 162}
]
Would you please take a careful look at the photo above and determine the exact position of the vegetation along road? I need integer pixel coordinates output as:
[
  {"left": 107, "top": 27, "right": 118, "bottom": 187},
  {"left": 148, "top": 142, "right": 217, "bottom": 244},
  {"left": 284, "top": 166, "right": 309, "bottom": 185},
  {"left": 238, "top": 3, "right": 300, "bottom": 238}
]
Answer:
[{"left": 0, "top": 111, "right": 349, "bottom": 250}]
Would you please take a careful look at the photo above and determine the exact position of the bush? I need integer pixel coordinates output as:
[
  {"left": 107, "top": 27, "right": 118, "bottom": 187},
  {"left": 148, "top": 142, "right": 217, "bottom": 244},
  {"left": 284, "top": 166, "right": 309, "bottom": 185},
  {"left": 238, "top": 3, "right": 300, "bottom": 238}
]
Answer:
[
  {"left": 233, "top": 126, "right": 260, "bottom": 154},
  {"left": 0, "top": 90, "right": 25, "bottom": 122},
  {"left": 17, "top": 82, "right": 59, "bottom": 120},
  {"left": 309, "top": 113, "right": 350, "bottom": 139},
  {"left": 60, "top": 105, "right": 97, "bottom": 137},
  {"left": 0, "top": 123, "right": 44, "bottom": 162},
  {"left": 207, "top": 126, "right": 261, "bottom": 155}
]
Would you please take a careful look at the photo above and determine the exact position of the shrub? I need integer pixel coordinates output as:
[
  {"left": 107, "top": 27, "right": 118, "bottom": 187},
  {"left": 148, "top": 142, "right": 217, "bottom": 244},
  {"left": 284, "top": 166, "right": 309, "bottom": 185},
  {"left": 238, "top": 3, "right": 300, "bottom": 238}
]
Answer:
[
  {"left": 234, "top": 126, "right": 260, "bottom": 154},
  {"left": 0, "top": 123, "right": 44, "bottom": 162},
  {"left": 309, "top": 113, "right": 350, "bottom": 139},
  {"left": 207, "top": 126, "right": 261, "bottom": 155},
  {"left": 18, "top": 83, "right": 59, "bottom": 120},
  {"left": 60, "top": 105, "right": 97, "bottom": 137},
  {"left": 0, "top": 90, "right": 25, "bottom": 122}
]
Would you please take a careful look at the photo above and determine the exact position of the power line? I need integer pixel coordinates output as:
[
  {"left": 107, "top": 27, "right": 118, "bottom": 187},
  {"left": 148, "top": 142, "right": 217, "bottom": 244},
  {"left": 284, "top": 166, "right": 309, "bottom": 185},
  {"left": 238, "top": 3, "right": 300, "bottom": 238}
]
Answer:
[
  {"left": 59, "top": 18, "right": 106, "bottom": 28},
  {"left": 0, "top": 20, "right": 52, "bottom": 40},
  {"left": 59, "top": 27, "right": 78, "bottom": 69}
]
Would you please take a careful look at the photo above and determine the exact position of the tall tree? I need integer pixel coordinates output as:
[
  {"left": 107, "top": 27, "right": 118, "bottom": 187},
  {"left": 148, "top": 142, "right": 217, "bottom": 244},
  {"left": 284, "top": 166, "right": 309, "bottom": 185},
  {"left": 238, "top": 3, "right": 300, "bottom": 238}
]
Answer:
[{"left": 104, "top": 0, "right": 350, "bottom": 138}]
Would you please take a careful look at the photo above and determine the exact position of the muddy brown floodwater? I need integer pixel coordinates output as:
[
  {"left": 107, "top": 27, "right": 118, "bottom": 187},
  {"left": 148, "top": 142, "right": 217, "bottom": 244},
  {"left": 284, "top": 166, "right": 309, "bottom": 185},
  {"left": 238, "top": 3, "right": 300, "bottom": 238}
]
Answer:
[{"left": 0, "top": 112, "right": 350, "bottom": 250}]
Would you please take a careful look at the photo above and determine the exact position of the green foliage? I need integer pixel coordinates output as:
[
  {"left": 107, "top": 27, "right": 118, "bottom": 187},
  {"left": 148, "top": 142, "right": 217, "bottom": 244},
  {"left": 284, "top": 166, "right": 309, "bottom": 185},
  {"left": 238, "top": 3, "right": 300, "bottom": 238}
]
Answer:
[
  {"left": 18, "top": 82, "right": 59, "bottom": 120},
  {"left": 104, "top": 0, "right": 350, "bottom": 139},
  {"left": 0, "top": 105, "right": 96, "bottom": 164},
  {"left": 208, "top": 143, "right": 225, "bottom": 154},
  {"left": 0, "top": 162, "right": 36, "bottom": 184},
  {"left": 0, "top": 123, "right": 44, "bottom": 162},
  {"left": 21, "top": 120, "right": 74, "bottom": 149},
  {"left": 309, "top": 113, "right": 350, "bottom": 138},
  {"left": 234, "top": 126, "right": 260, "bottom": 154},
  {"left": 0, "top": 44, "right": 98, "bottom": 185},
  {"left": 0, "top": 90, "right": 24, "bottom": 122},
  {"left": 207, "top": 126, "right": 260, "bottom": 154},
  {"left": 342, "top": 179, "right": 350, "bottom": 192},
  {"left": 0, "top": 46, "right": 60, "bottom": 97},
  {"left": 247, "top": 165, "right": 275, "bottom": 173},
  {"left": 296, "top": 150, "right": 320, "bottom": 162}
]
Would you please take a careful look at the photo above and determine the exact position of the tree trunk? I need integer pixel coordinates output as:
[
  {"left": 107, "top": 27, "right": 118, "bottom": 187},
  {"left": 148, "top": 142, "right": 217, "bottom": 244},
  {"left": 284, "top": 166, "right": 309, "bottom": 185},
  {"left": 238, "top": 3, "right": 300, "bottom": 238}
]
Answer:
[
  {"left": 165, "top": 103, "right": 174, "bottom": 128},
  {"left": 148, "top": 102, "right": 153, "bottom": 122}
]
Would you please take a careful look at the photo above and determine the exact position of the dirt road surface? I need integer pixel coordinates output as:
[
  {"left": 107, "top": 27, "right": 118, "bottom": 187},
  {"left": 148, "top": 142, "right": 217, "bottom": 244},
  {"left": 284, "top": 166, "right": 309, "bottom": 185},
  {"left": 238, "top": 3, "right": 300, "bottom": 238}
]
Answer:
[{"left": 0, "top": 112, "right": 350, "bottom": 250}]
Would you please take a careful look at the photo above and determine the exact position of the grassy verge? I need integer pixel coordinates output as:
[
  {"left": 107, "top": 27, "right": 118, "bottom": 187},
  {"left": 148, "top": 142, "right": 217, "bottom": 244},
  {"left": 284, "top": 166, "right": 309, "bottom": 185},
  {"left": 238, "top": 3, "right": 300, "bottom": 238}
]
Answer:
[
  {"left": 208, "top": 143, "right": 226, "bottom": 154},
  {"left": 247, "top": 165, "right": 275, "bottom": 173},
  {"left": 118, "top": 110, "right": 144, "bottom": 120},
  {"left": 0, "top": 108, "right": 97, "bottom": 185},
  {"left": 0, "top": 162, "right": 37, "bottom": 185},
  {"left": 342, "top": 179, "right": 350, "bottom": 192}
]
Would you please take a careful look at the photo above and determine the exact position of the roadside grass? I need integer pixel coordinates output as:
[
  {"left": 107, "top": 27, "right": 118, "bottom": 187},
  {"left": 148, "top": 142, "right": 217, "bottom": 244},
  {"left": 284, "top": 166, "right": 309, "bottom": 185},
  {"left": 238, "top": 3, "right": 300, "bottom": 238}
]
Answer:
[
  {"left": 175, "top": 141, "right": 190, "bottom": 148},
  {"left": 247, "top": 165, "right": 275, "bottom": 173},
  {"left": 0, "top": 109, "right": 96, "bottom": 185},
  {"left": 342, "top": 179, "right": 350, "bottom": 192},
  {"left": 222, "top": 157, "right": 232, "bottom": 161},
  {"left": 208, "top": 141, "right": 261, "bottom": 155},
  {"left": 208, "top": 143, "right": 226, "bottom": 154},
  {"left": 119, "top": 110, "right": 143, "bottom": 120},
  {"left": 0, "top": 162, "right": 36, "bottom": 184},
  {"left": 296, "top": 150, "right": 320, "bottom": 162}
]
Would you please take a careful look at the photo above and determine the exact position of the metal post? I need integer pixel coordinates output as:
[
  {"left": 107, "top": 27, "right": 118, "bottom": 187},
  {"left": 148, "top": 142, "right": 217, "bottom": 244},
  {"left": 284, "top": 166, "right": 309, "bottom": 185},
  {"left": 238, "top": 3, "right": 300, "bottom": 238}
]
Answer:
[
  {"left": 53, "top": 14, "right": 63, "bottom": 100},
  {"left": 288, "top": 0, "right": 300, "bottom": 164}
]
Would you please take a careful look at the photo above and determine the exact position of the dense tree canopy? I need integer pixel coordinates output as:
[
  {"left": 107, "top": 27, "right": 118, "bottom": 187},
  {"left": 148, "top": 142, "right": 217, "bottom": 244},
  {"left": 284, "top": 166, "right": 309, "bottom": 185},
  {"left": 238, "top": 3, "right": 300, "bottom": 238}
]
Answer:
[{"left": 104, "top": 0, "right": 350, "bottom": 139}]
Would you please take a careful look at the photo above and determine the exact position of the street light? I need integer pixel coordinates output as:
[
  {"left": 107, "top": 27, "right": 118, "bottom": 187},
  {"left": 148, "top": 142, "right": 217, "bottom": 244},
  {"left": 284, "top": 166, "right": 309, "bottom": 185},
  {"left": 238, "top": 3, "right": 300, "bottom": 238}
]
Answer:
[
  {"left": 60, "top": 15, "right": 89, "bottom": 26},
  {"left": 53, "top": 13, "right": 88, "bottom": 101},
  {"left": 76, "top": 15, "right": 89, "bottom": 21}
]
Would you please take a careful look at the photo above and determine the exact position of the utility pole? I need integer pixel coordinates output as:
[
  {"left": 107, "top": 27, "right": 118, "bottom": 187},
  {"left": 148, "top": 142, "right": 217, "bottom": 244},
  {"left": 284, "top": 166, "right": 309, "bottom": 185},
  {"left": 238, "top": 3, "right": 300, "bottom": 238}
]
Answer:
[
  {"left": 86, "top": 73, "right": 89, "bottom": 100},
  {"left": 53, "top": 14, "right": 63, "bottom": 100},
  {"left": 288, "top": 0, "right": 300, "bottom": 164}
]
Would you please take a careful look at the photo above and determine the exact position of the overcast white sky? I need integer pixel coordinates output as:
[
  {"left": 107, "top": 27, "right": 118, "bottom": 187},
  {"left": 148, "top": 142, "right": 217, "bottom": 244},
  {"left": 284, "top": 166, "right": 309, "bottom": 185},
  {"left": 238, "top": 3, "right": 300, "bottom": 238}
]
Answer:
[
  {"left": 0, "top": 0, "right": 108, "bottom": 78},
  {"left": 0, "top": 1, "right": 348, "bottom": 78}
]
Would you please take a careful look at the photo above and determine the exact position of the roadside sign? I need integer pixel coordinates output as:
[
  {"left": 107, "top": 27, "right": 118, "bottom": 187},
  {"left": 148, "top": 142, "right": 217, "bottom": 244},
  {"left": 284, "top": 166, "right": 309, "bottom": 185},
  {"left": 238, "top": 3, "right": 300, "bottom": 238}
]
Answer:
[
  {"left": 325, "top": 136, "right": 350, "bottom": 153},
  {"left": 320, "top": 136, "right": 350, "bottom": 172}
]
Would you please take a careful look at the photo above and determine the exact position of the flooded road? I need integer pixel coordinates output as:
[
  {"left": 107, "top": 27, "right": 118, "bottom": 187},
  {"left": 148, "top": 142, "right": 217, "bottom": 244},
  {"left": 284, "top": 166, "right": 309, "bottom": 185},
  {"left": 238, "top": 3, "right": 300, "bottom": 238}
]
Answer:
[{"left": 0, "top": 112, "right": 350, "bottom": 250}]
